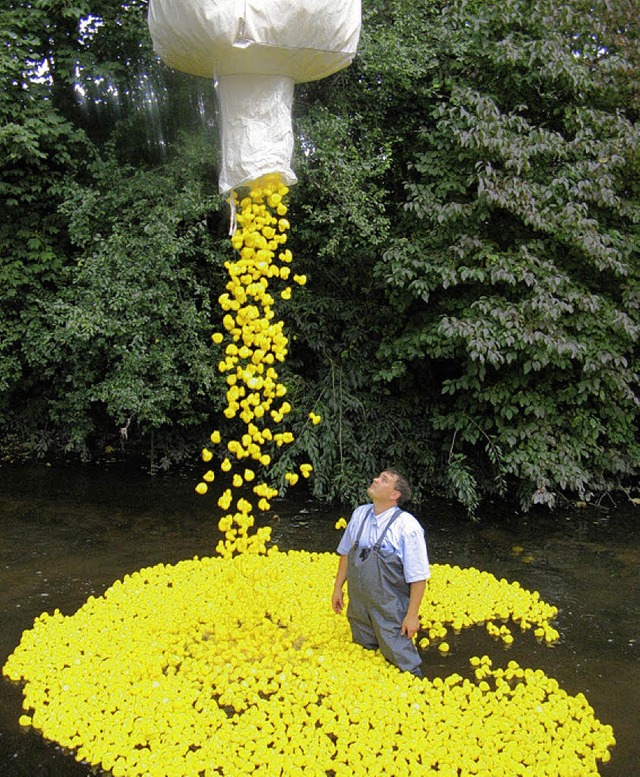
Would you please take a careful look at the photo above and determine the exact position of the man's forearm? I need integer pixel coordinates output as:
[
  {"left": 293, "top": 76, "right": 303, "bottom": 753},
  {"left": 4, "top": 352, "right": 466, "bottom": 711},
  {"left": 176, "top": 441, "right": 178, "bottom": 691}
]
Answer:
[
  {"left": 334, "top": 554, "right": 348, "bottom": 590},
  {"left": 406, "top": 579, "right": 426, "bottom": 618}
]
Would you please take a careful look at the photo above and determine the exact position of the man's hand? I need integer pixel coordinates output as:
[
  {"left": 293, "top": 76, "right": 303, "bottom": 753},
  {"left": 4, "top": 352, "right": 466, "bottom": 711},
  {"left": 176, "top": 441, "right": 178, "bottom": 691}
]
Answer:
[
  {"left": 332, "top": 555, "right": 348, "bottom": 614},
  {"left": 402, "top": 579, "right": 426, "bottom": 639},
  {"left": 401, "top": 613, "right": 420, "bottom": 639},
  {"left": 332, "top": 587, "right": 344, "bottom": 614}
]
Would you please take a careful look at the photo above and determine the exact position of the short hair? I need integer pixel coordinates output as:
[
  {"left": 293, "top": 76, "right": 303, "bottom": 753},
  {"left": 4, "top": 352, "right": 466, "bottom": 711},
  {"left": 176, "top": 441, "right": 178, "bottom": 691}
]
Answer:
[{"left": 386, "top": 468, "right": 412, "bottom": 505}]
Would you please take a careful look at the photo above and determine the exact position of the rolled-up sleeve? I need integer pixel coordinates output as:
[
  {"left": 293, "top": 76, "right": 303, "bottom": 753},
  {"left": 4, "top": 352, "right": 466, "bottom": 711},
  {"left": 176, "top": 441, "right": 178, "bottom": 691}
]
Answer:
[
  {"left": 337, "top": 531, "right": 352, "bottom": 556},
  {"left": 336, "top": 507, "right": 362, "bottom": 555},
  {"left": 401, "top": 528, "right": 430, "bottom": 583}
]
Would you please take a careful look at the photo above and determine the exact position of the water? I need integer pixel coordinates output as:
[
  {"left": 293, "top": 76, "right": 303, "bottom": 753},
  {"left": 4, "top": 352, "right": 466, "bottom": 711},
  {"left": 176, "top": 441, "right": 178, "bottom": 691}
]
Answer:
[{"left": 1, "top": 464, "right": 638, "bottom": 776}]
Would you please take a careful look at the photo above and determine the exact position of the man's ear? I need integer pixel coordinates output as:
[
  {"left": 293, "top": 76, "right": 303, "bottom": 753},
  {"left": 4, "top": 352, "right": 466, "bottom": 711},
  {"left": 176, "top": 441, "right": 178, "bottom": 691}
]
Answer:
[{"left": 391, "top": 488, "right": 401, "bottom": 505}]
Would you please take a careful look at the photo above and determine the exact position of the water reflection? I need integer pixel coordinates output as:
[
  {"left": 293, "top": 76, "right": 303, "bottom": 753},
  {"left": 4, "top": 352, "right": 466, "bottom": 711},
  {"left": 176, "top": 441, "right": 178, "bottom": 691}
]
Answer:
[{"left": 1, "top": 464, "right": 638, "bottom": 776}]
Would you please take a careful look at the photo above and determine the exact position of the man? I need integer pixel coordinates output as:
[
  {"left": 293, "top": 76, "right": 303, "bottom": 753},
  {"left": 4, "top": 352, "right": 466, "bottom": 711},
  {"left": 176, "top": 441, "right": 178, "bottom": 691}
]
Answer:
[{"left": 331, "top": 469, "right": 430, "bottom": 677}]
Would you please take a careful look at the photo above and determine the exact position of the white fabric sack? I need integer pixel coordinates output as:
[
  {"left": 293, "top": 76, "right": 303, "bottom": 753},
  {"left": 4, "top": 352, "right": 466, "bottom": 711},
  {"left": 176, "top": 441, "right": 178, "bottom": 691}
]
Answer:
[
  {"left": 148, "top": 0, "right": 361, "bottom": 191},
  {"left": 216, "top": 74, "right": 296, "bottom": 192}
]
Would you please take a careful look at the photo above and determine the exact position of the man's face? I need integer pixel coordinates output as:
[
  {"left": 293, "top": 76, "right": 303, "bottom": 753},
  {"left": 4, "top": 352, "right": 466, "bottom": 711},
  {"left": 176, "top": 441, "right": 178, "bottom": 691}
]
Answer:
[{"left": 367, "top": 471, "right": 400, "bottom": 503}]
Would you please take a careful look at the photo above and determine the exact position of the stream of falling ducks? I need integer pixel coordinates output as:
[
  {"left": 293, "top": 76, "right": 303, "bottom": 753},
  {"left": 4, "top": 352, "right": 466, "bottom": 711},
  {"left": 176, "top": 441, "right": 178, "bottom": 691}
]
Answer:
[
  {"left": 3, "top": 173, "right": 617, "bottom": 776},
  {"left": 195, "top": 173, "right": 318, "bottom": 558}
]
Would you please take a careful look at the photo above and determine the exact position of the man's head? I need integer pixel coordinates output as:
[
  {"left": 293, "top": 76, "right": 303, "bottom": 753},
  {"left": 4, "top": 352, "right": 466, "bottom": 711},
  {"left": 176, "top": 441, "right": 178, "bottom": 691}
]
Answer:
[{"left": 367, "top": 468, "right": 412, "bottom": 507}]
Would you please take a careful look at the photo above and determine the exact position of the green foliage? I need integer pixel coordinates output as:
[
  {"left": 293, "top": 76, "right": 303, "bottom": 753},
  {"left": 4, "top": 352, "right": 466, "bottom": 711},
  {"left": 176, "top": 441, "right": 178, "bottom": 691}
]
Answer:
[
  {"left": 0, "top": 3, "right": 96, "bottom": 415},
  {"left": 372, "top": 0, "right": 640, "bottom": 510},
  {"left": 14, "top": 134, "right": 228, "bottom": 457}
]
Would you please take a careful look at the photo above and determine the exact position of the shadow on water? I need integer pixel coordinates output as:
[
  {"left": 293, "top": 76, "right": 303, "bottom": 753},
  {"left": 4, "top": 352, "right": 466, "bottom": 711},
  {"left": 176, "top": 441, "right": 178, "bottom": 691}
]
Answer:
[{"left": 1, "top": 463, "right": 638, "bottom": 776}]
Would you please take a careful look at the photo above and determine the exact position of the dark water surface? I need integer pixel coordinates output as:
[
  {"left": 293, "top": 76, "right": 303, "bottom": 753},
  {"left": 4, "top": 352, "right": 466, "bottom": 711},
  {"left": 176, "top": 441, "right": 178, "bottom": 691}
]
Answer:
[{"left": 1, "top": 464, "right": 638, "bottom": 776}]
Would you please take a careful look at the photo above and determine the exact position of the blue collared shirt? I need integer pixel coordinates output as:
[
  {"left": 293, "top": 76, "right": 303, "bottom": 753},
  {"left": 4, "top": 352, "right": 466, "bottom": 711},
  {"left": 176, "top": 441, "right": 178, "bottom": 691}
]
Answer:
[{"left": 337, "top": 504, "right": 430, "bottom": 583}]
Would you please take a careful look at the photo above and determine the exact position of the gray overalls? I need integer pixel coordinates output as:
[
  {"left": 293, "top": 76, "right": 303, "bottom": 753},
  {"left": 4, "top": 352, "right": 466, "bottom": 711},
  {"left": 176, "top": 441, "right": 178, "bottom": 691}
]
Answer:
[{"left": 347, "top": 506, "right": 423, "bottom": 676}]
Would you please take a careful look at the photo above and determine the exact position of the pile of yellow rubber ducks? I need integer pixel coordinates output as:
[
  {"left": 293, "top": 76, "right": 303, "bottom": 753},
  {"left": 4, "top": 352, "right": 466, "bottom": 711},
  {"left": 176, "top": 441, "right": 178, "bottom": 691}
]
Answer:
[{"left": 4, "top": 552, "right": 615, "bottom": 776}]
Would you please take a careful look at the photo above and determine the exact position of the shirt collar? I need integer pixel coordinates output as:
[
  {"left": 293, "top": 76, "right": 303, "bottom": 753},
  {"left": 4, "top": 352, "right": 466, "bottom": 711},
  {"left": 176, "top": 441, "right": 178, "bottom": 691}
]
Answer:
[{"left": 370, "top": 505, "right": 396, "bottom": 524}]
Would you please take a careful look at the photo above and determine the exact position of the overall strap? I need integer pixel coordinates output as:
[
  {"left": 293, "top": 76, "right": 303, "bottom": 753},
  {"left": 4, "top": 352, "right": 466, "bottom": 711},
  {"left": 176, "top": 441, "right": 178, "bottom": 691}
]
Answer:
[
  {"left": 352, "top": 507, "right": 372, "bottom": 549},
  {"left": 373, "top": 506, "right": 403, "bottom": 551}
]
